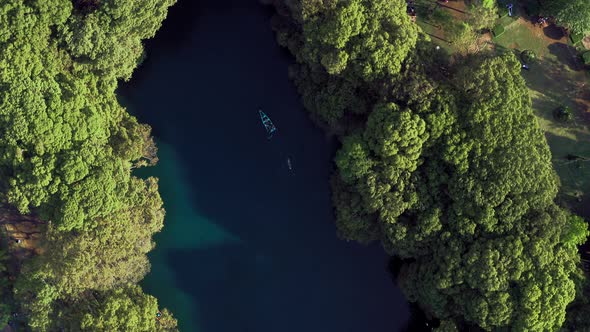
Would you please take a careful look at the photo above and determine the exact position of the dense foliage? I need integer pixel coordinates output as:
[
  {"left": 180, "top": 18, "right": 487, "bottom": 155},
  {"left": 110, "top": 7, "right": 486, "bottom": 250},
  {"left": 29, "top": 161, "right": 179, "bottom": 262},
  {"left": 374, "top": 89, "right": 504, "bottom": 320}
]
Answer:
[
  {"left": 0, "top": 0, "right": 176, "bottom": 330},
  {"left": 300, "top": 0, "right": 417, "bottom": 80},
  {"left": 271, "top": 0, "right": 589, "bottom": 330},
  {"left": 543, "top": 0, "right": 590, "bottom": 34},
  {"left": 467, "top": 0, "right": 497, "bottom": 32},
  {"left": 273, "top": 0, "right": 417, "bottom": 128}
]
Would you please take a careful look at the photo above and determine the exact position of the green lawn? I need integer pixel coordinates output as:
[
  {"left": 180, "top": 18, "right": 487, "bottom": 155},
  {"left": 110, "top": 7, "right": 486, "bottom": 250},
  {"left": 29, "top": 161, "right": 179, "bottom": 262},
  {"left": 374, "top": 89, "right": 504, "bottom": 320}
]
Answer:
[
  {"left": 496, "top": 19, "right": 590, "bottom": 213},
  {"left": 494, "top": 21, "right": 549, "bottom": 56},
  {"left": 523, "top": 64, "right": 590, "bottom": 212}
]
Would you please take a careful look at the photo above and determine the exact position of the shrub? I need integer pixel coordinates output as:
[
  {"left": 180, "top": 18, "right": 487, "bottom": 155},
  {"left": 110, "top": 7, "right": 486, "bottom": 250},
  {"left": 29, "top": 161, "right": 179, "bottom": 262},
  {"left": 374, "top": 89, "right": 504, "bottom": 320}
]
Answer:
[
  {"left": 482, "top": 0, "right": 494, "bottom": 9},
  {"left": 571, "top": 32, "right": 584, "bottom": 45},
  {"left": 583, "top": 51, "right": 590, "bottom": 65},
  {"left": 469, "top": 4, "right": 498, "bottom": 31},
  {"left": 553, "top": 106, "right": 574, "bottom": 122},
  {"left": 447, "top": 22, "right": 478, "bottom": 53},
  {"left": 521, "top": 50, "right": 537, "bottom": 64}
]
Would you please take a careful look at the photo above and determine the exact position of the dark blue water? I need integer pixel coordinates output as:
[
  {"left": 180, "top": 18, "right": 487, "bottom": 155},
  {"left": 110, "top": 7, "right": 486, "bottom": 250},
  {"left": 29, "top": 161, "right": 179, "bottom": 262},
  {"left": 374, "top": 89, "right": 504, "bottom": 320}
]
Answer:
[{"left": 119, "top": 1, "right": 410, "bottom": 331}]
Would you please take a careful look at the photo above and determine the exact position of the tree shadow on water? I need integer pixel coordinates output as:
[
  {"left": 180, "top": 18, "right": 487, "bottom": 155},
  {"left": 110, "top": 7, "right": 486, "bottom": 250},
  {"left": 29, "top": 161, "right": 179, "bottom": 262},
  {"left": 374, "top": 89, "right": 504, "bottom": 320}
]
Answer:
[{"left": 166, "top": 246, "right": 262, "bottom": 332}]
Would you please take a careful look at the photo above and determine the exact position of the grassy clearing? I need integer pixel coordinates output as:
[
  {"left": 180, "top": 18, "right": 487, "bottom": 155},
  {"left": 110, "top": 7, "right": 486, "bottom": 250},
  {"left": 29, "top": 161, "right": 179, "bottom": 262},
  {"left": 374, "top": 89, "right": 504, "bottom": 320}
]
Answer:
[
  {"left": 415, "top": 0, "right": 485, "bottom": 54},
  {"left": 493, "top": 17, "right": 590, "bottom": 214},
  {"left": 494, "top": 20, "right": 550, "bottom": 55},
  {"left": 521, "top": 59, "right": 590, "bottom": 213}
]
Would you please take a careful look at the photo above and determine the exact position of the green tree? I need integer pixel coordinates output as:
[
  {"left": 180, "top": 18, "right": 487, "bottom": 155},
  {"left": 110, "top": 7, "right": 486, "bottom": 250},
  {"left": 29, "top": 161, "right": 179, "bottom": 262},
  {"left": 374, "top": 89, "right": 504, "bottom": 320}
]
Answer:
[
  {"left": 469, "top": 3, "right": 498, "bottom": 31},
  {"left": 59, "top": 0, "right": 176, "bottom": 79},
  {"left": 331, "top": 52, "right": 582, "bottom": 329},
  {"left": 0, "top": 249, "right": 8, "bottom": 275},
  {"left": 272, "top": 1, "right": 587, "bottom": 330},
  {"left": 561, "top": 214, "right": 589, "bottom": 248},
  {"left": 301, "top": 0, "right": 418, "bottom": 80},
  {"left": 290, "top": 63, "right": 369, "bottom": 128},
  {"left": 435, "top": 320, "right": 458, "bottom": 331},
  {"left": 446, "top": 22, "right": 477, "bottom": 54},
  {"left": 544, "top": 0, "right": 590, "bottom": 34},
  {"left": 0, "top": 0, "right": 172, "bottom": 231},
  {"left": 335, "top": 102, "right": 428, "bottom": 220},
  {"left": 482, "top": 0, "right": 494, "bottom": 9},
  {"left": 14, "top": 269, "right": 59, "bottom": 332},
  {"left": 75, "top": 286, "right": 176, "bottom": 331},
  {"left": 42, "top": 177, "right": 164, "bottom": 295},
  {"left": 0, "top": 303, "right": 10, "bottom": 328}
]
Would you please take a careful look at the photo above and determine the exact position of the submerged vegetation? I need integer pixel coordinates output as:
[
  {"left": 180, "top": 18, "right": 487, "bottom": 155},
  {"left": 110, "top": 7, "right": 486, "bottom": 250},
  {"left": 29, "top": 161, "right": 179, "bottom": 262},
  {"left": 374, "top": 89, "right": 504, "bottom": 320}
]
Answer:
[
  {"left": 271, "top": 0, "right": 590, "bottom": 330},
  {"left": 0, "top": 0, "right": 177, "bottom": 330}
]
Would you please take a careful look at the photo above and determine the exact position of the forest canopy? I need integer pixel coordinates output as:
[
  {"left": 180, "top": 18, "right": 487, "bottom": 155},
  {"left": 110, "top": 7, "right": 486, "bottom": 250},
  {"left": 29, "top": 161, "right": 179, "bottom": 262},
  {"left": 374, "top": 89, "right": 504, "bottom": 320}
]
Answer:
[
  {"left": 0, "top": 0, "right": 176, "bottom": 330},
  {"left": 2, "top": 0, "right": 589, "bottom": 330},
  {"left": 271, "top": 0, "right": 589, "bottom": 330}
]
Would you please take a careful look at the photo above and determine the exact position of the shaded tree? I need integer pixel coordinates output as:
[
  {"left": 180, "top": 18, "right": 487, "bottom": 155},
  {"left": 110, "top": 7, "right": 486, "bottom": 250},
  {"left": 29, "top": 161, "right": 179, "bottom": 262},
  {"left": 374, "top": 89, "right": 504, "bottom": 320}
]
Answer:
[{"left": 543, "top": 0, "right": 590, "bottom": 34}]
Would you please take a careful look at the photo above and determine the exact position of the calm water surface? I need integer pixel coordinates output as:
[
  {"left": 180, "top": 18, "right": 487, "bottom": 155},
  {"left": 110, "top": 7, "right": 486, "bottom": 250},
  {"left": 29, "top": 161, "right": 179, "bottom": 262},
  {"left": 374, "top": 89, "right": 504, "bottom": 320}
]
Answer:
[{"left": 119, "top": 1, "right": 410, "bottom": 331}]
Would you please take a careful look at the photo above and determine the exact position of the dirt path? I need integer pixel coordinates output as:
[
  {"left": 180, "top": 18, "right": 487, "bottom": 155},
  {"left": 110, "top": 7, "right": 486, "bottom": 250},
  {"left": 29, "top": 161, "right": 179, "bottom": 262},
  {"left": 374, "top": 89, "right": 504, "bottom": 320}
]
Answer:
[{"left": 0, "top": 206, "right": 46, "bottom": 262}]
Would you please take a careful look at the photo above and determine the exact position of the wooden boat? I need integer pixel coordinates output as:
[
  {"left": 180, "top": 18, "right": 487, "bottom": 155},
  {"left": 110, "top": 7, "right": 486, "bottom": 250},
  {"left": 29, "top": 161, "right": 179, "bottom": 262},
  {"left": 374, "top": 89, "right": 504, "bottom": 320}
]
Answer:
[{"left": 259, "top": 110, "right": 276, "bottom": 139}]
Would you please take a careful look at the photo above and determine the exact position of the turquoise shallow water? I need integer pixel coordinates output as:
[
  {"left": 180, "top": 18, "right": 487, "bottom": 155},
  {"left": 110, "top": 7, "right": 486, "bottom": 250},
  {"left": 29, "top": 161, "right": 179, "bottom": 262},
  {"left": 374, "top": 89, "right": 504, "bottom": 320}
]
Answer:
[{"left": 119, "top": 1, "right": 410, "bottom": 331}]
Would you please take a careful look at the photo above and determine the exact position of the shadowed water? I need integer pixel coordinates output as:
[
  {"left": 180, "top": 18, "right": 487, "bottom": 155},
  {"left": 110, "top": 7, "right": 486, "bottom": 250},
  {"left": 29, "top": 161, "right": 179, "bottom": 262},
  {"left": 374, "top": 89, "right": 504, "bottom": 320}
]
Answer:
[{"left": 119, "top": 1, "right": 410, "bottom": 331}]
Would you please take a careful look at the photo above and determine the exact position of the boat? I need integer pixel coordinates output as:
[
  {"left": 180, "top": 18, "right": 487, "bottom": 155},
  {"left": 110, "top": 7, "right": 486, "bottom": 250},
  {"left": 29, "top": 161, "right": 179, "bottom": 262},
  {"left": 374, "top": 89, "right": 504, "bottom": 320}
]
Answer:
[
  {"left": 287, "top": 157, "right": 292, "bottom": 171},
  {"left": 259, "top": 110, "right": 277, "bottom": 139}
]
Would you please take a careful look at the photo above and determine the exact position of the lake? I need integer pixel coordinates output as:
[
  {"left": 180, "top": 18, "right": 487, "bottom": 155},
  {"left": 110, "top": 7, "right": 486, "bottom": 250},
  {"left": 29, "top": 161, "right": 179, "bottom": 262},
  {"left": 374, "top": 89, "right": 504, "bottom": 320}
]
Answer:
[{"left": 118, "top": 0, "right": 411, "bottom": 331}]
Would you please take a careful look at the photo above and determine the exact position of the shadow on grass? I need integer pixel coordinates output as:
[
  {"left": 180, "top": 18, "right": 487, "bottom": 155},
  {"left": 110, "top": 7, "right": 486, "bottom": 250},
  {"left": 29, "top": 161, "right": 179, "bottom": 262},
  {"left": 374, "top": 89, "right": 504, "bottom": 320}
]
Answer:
[
  {"left": 576, "top": 195, "right": 590, "bottom": 221},
  {"left": 530, "top": 93, "right": 559, "bottom": 122},
  {"left": 542, "top": 24, "right": 564, "bottom": 40},
  {"left": 548, "top": 42, "right": 583, "bottom": 71},
  {"left": 420, "top": 20, "right": 441, "bottom": 30},
  {"left": 529, "top": 90, "right": 588, "bottom": 130},
  {"left": 437, "top": 2, "right": 466, "bottom": 14},
  {"left": 544, "top": 132, "right": 590, "bottom": 220},
  {"left": 523, "top": 57, "right": 587, "bottom": 121},
  {"left": 425, "top": 32, "right": 450, "bottom": 43}
]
